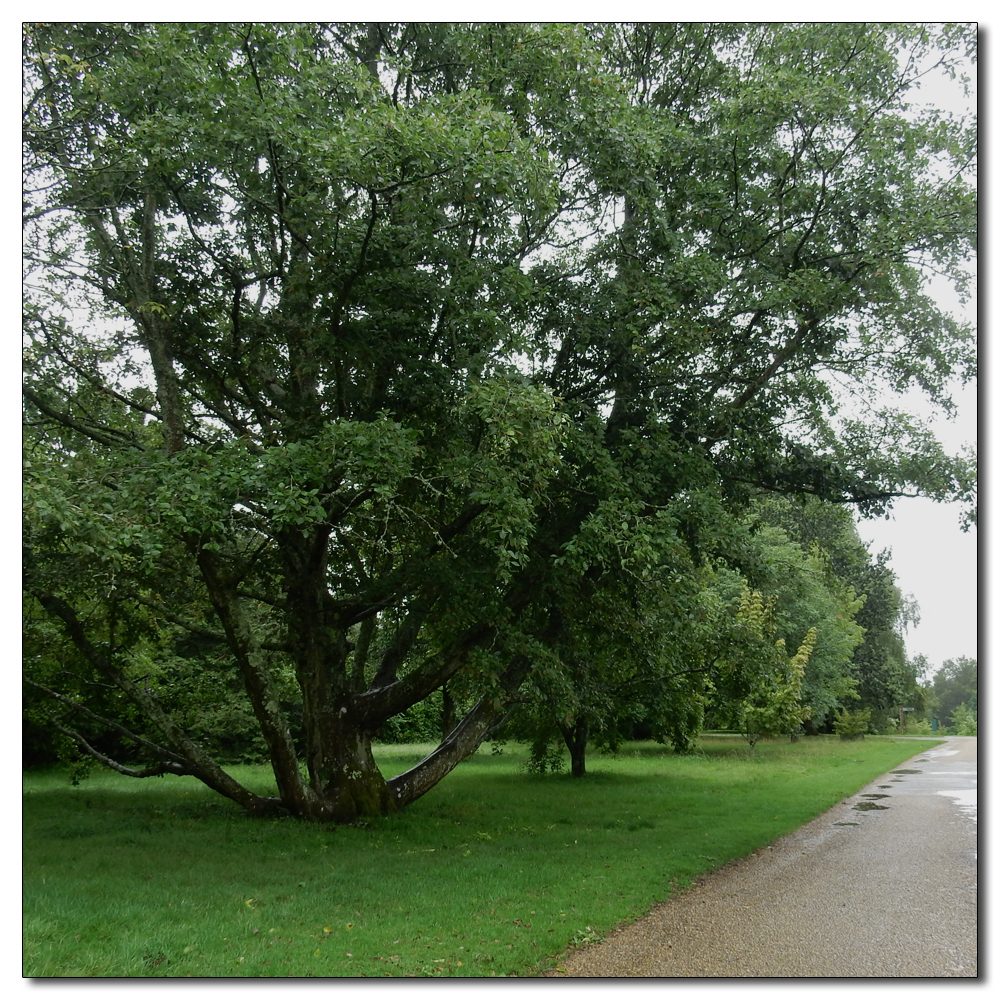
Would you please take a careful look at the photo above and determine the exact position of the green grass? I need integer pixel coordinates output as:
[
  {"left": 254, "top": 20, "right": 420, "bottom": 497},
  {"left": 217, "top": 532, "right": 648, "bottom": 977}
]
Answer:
[{"left": 23, "top": 735, "right": 939, "bottom": 978}]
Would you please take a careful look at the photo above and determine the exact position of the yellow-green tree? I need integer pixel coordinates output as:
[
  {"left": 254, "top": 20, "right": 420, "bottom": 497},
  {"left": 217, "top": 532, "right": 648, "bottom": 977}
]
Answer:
[{"left": 722, "top": 589, "right": 816, "bottom": 751}]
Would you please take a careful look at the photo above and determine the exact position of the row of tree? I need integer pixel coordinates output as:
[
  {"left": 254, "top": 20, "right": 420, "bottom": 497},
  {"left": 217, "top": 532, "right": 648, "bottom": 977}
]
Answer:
[
  {"left": 23, "top": 22, "right": 976, "bottom": 820},
  {"left": 24, "top": 489, "right": 930, "bottom": 773},
  {"left": 499, "top": 491, "right": 928, "bottom": 774}
]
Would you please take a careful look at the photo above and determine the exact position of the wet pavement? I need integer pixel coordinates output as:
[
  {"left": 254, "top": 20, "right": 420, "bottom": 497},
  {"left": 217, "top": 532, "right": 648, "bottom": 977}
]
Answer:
[{"left": 547, "top": 737, "right": 977, "bottom": 978}]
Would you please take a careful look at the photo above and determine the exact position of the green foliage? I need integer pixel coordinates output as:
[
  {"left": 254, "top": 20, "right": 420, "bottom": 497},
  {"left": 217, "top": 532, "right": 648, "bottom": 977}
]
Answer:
[
  {"left": 723, "top": 589, "right": 815, "bottom": 751},
  {"left": 832, "top": 707, "right": 872, "bottom": 740},
  {"left": 23, "top": 22, "right": 977, "bottom": 820},
  {"left": 932, "top": 657, "right": 977, "bottom": 728},
  {"left": 374, "top": 691, "right": 447, "bottom": 745},
  {"left": 525, "top": 728, "right": 569, "bottom": 776},
  {"left": 948, "top": 701, "right": 977, "bottom": 736},
  {"left": 902, "top": 716, "right": 935, "bottom": 736},
  {"left": 745, "top": 525, "right": 865, "bottom": 723},
  {"left": 749, "top": 495, "right": 917, "bottom": 727}
]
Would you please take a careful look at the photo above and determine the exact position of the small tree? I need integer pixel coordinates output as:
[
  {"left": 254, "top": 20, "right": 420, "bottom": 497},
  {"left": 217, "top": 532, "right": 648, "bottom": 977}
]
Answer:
[
  {"left": 718, "top": 589, "right": 815, "bottom": 752},
  {"left": 832, "top": 707, "right": 871, "bottom": 740}
]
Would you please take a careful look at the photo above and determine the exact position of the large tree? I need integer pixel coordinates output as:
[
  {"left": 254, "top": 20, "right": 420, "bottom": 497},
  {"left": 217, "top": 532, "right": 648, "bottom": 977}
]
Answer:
[{"left": 23, "top": 22, "right": 976, "bottom": 820}]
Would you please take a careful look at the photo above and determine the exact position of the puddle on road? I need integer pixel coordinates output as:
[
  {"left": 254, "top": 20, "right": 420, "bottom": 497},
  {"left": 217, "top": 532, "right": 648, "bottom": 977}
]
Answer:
[
  {"left": 937, "top": 788, "right": 977, "bottom": 822},
  {"left": 861, "top": 794, "right": 890, "bottom": 799},
  {"left": 852, "top": 801, "right": 889, "bottom": 811},
  {"left": 890, "top": 769, "right": 922, "bottom": 774},
  {"left": 833, "top": 822, "right": 860, "bottom": 826}
]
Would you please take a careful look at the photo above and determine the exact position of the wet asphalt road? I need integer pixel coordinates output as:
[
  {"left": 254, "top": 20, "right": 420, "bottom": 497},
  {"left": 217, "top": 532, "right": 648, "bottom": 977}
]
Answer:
[{"left": 547, "top": 736, "right": 977, "bottom": 978}]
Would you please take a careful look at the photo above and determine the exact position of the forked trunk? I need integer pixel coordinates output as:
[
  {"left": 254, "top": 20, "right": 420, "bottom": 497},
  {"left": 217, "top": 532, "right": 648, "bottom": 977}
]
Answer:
[
  {"left": 295, "top": 713, "right": 396, "bottom": 822},
  {"left": 283, "top": 571, "right": 397, "bottom": 822}
]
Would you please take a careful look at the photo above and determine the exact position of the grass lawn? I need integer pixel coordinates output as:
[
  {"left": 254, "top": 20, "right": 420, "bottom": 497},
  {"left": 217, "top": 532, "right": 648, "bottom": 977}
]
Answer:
[{"left": 23, "top": 734, "right": 939, "bottom": 978}]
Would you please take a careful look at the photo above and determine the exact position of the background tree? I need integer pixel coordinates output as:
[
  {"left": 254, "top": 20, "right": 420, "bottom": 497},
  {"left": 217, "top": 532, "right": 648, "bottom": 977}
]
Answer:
[
  {"left": 932, "top": 656, "right": 977, "bottom": 728},
  {"left": 741, "top": 524, "right": 865, "bottom": 728},
  {"left": 948, "top": 701, "right": 978, "bottom": 736},
  {"left": 501, "top": 548, "right": 723, "bottom": 776},
  {"left": 748, "top": 494, "right": 913, "bottom": 730},
  {"left": 24, "top": 22, "right": 976, "bottom": 821},
  {"left": 712, "top": 588, "right": 815, "bottom": 752}
]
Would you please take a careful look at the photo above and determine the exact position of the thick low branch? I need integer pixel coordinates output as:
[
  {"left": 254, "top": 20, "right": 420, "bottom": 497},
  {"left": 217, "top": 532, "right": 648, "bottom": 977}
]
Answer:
[
  {"left": 354, "top": 620, "right": 494, "bottom": 726},
  {"left": 30, "top": 589, "right": 276, "bottom": 815},
  {"left": 386, "top": 653, "right": 532, "bottom": 809},
  {"left": 51, "top": 721, "right": 195, "bottom": 779}
]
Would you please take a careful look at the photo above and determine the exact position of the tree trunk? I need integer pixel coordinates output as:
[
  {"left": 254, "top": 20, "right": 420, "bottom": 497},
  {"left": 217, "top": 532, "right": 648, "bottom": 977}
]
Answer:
[
  {"left": 280, "top": 539, "right": 399, "bottom": 822},
  {"left": 303, "top": 713, "right": 396, "bottom": 822},
  {"left": 558, "top": 717, "right": 589, "bottom": 778}
]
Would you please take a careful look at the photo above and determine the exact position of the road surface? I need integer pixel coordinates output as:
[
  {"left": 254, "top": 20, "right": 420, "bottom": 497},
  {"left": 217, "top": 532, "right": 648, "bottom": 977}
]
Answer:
[{"left": 547, "top": 736, "right": 977, "bottom": 977}]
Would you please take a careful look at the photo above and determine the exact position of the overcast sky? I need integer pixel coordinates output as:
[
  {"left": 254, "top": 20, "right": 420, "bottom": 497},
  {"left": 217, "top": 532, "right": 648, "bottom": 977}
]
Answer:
[{"left": 853, "top": 384, "right": 977, "bottom": 676}]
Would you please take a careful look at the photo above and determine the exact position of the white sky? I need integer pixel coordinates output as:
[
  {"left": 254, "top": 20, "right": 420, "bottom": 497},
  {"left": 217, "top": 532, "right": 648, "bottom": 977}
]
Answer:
[{"left": 853, "top": 385, "right": 977, "bottom": 675}]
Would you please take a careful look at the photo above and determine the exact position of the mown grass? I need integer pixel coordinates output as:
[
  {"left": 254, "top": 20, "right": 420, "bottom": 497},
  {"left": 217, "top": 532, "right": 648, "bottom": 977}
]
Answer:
[{"left": 23, "top": 734, "right": 939, "bottom": 978}]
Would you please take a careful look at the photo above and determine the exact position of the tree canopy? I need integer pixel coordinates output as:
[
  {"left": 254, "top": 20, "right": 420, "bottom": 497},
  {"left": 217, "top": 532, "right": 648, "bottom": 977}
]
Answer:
[{"left": 23, "top": 22, "right": 976, "bottom": 820}]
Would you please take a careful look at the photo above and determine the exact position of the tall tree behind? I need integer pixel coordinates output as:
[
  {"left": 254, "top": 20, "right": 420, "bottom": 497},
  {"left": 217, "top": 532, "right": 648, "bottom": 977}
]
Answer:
[
  {"left": 932, "top": 657, "right": 978, "bottom": 727},
  {"left": 749, "top": 494, "right": 918, "bottom": 729}
]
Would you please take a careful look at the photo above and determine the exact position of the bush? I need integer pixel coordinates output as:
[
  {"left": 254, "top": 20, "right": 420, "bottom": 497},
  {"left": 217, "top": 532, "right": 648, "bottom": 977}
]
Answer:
[
  {"left": 832, "top": 707, "right": 871, "bottom": 740},
  {"left": 525, "top": 729, "right": 567, "bottom": 774},
  {"left": 949, "top": 702, "right": 978, "bottom": 736}
]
